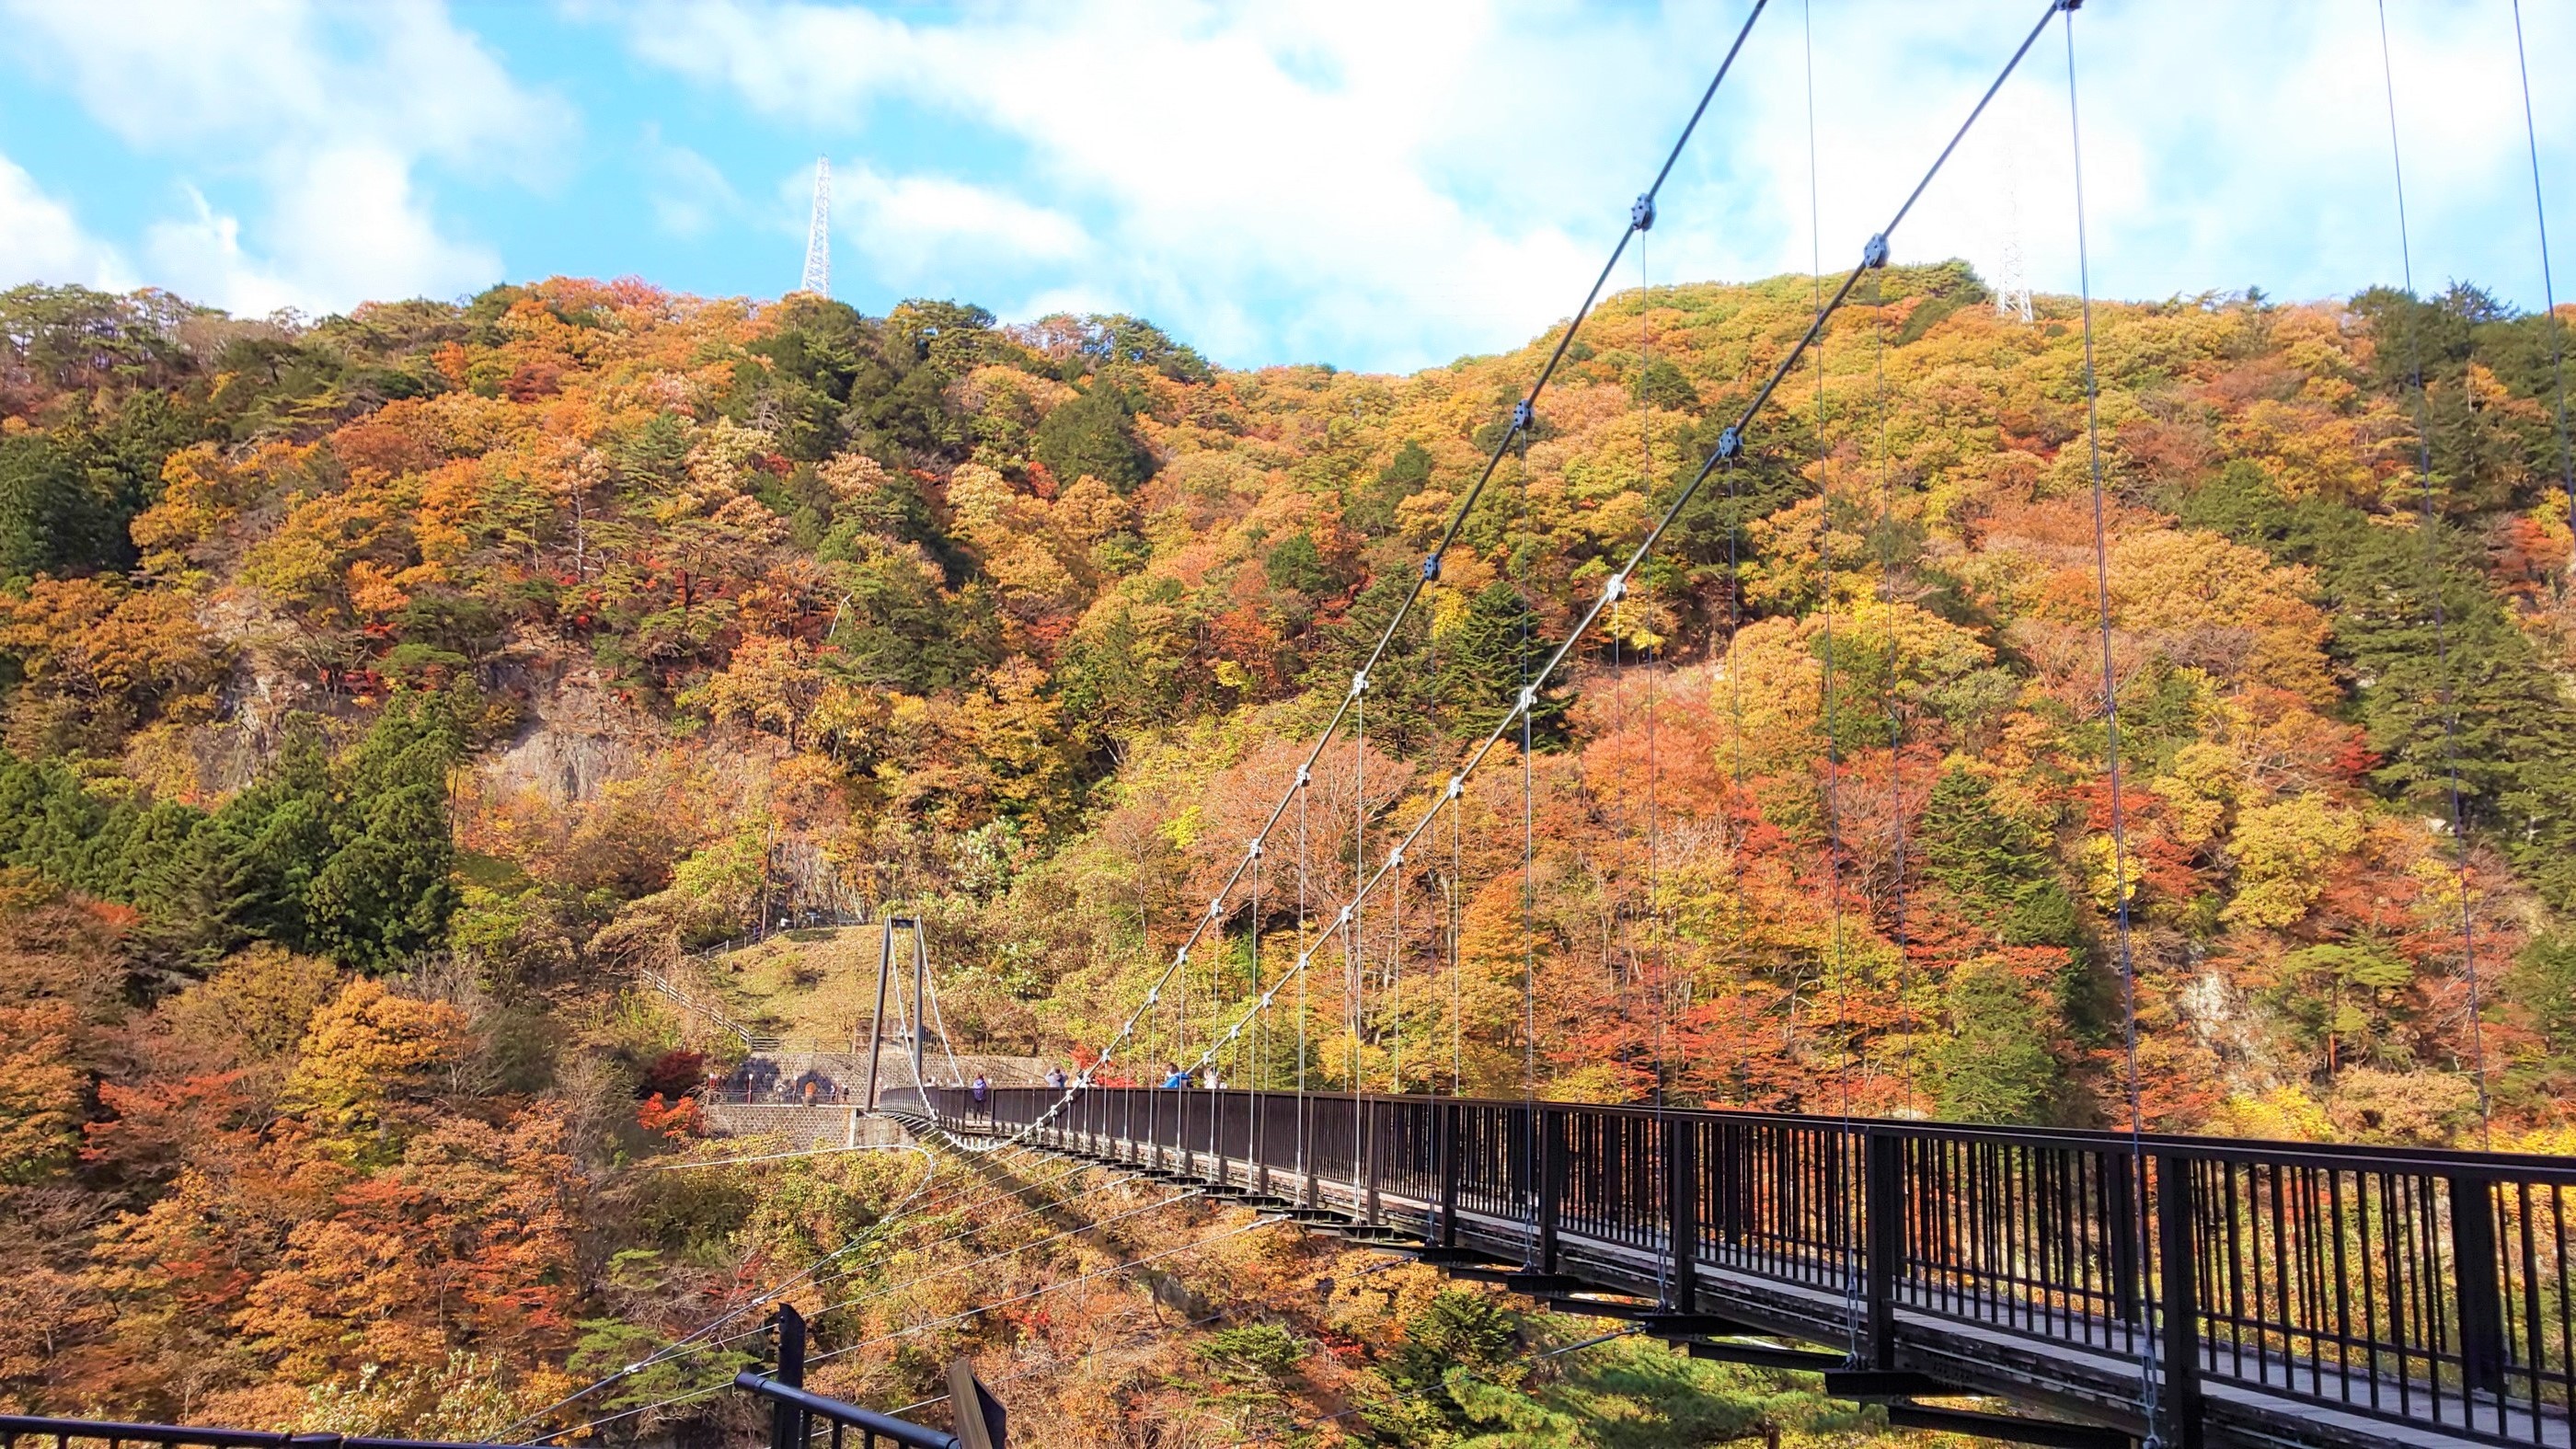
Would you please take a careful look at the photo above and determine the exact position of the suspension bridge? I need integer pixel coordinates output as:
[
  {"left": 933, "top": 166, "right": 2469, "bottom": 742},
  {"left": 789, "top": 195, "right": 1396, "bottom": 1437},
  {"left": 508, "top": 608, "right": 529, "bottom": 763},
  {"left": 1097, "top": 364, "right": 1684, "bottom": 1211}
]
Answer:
[
  {"left": 882, "top": 0, "right": 2576, "bottom": 1443},
  {"left": 17, "top": 2, "right": 2571, "bottom": 1449}
]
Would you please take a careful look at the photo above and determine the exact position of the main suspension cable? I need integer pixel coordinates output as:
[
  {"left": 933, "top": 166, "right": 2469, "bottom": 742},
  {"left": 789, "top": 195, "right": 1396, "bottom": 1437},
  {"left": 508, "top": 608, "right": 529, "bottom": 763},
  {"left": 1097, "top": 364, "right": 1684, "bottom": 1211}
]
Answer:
[
  {"left": 2063, "top": 6, "right": 2162, "bottom": 1437},
  {"left": 2512, "top": 0, "right": 2574, "bottom": 549},
  {"left": 937, "top": 1, "right": 1775, "bottom": 1154},
  {"left": 1178, "top": 0, "right": 2071, "bottom": 1098}
]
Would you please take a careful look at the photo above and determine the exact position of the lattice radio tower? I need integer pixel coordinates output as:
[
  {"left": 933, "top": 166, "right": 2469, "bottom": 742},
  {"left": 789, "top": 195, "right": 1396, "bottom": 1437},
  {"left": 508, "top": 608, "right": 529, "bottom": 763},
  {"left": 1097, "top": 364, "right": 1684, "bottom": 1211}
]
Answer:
[
  {"left": 1992, "top": 123, "right": 2033, "bottom": 323},
  {"left": 800, "top": 157, "right": 832, "bottom": 296}
]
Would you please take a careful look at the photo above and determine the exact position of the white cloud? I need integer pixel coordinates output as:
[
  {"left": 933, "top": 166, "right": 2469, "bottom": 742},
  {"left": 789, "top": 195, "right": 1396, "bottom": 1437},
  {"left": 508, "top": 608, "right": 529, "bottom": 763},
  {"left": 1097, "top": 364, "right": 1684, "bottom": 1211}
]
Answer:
[
  {"left": 605, "top": 0, "right": 2575, "bottom": 371},
  {"left": 0, "top": 152, "right": 127, "bottom": 291},
  {"left": 609, "top": 0, "right": 1608, "bottom": 366},
  {"left": 143, "top": 188, "right": 298, "bottom": 317},
  {"left": 829, "top": 163, "right": 1091, "bottom": 285},
  {"left": 648, "top": 131, "right": 744, "bottom": 240},
  {"left": 0, "top": 0, "right": 569, "bottom": 314}
]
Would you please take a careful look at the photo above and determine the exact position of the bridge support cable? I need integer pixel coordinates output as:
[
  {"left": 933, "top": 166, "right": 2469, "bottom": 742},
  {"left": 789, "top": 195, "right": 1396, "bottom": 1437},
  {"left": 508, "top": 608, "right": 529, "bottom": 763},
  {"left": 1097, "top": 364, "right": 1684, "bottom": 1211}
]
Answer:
[
  {"left": 1794, "top": 0, "right": 1870, "bottom": 1370},
  {"left": 1297, "top": 778, "right": 1311, "bottom": 1200},
  {"left": 1246, "top": 822, "right": 1265, "bottom": 1178},
  {"left": 1518, "top": 426, "right": 1543, "bottom": 1268},
  {"left": 512, "top": 1142, "right": 1138, "bottom": 1426},
  {"left": 2061, "top": 6, "right": 2170, "bottom": 1443},
  {"left": 617, "top": 1186, "right": 1226, "bottom": 1386},
  {"left": 880, "top": 1309, "right": 1230, "bottom": 1421},
  {"left": 548, "top": 1164, "right": 1220, "bottom": 1403},
  {"left": 1795, "top": 0, "right": 1864, "bottom": 1364},
  {"left": 904, "top": 2, "right": 1772, "bottom": 1159},
  {"left": 917, "top": 929, "right": 970, "bottom": 1090},
  {"left": 2375, "top": 0, "right": 2490, "bottom": 1144},
  {"left": 1351, "top": 661, "right": 1370, "bottom": 1214},
  {"left": 512, "top": 1145, "right": 1109, "bottom": 1432},
  {"left": 503, "top": 1141, "right": 945, "bottom": 1440},
  {"left": 1449, "top": 750, "right": 1465, "bottom": 1098},
  {"left": 796, "top": 1187, "right": 1214, "bottom": 1328},
  {"left": 1865, "top": 269, "right": 1918, "bottom": 1117},
  {"left": 801, "top": 1214, "right": 1287, "bottom": 1371},
  {"left": 1179, "top": 0, "right": 2076, "bottom": 1097},
  {"left": 2515, "top": 1, "right": 2574, "bottom": 537},
  {"left": 1629, "top": 190, "right": 1685, "bottom": 1313},
  {"left": 1385, "top": 732, "right": 1417, "bottom": 1100}
]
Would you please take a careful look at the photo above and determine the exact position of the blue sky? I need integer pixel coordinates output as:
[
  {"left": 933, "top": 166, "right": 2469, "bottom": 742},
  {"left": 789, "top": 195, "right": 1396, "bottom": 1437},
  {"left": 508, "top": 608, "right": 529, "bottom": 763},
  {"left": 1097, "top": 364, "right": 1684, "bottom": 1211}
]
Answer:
[{"left": 0, "top": 0, "right": 2567, "bottom": 374}]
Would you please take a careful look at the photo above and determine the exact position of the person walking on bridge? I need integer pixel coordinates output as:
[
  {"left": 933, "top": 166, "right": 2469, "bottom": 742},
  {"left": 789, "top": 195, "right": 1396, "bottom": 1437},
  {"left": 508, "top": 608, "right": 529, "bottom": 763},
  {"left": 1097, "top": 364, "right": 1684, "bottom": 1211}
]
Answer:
[
  {"left": 1161, "top": 1062, "right": 1188, "bottom": 1089},
  {"left": 970, "top": 1072, "right": 990, "bottom": 1121}
]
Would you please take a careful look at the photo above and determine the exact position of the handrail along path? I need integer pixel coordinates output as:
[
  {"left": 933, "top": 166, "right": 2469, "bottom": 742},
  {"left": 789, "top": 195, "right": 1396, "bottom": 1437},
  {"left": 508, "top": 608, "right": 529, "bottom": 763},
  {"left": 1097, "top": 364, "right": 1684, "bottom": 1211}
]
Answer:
[{"left": 916, "top": 1085, "right": 2576, "bottom": 1449}]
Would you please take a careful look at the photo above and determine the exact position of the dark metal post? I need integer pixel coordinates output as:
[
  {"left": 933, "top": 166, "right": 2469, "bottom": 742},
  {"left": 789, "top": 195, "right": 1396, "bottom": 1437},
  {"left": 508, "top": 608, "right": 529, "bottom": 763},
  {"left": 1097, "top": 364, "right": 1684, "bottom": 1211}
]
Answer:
[
  {"left": 946, "top": 1359, "right": 1008, "bottom": 1449},
  {"left": 1538, "top": 1106, "right": 1565, "bottom": 1273},
  {"left": 1215, "top": 1088, "right": 1233, "bottom": 1192},
  {"left": 1710, "top": 1121, "right": 1737, "bottom": 1248},
  {"left": 2154, "top": 1152, "right": 2204, "bottom": 1449},
  {"left": 2103, "top": 1149, "right": 2141, "bottom": 1326},
  {"left": 1865, "top": 1131, "right": 1902, "bottom": 1370},
  {"left": 1364, "top": 1099, "right": 1384, "bottom": 1225},
  {"left": 1666, "top": 1113, "right": 1699, "bottom": 1308},
  {"left": 770, "top": 1305, "right": 807, "bottom": 1449},
  {"left": 2450, "top": 1173, "right": 2508, "bottom": 1401},
  {"left": 1438, "top": 1099, "right": 1462, "bottom": 1248}
]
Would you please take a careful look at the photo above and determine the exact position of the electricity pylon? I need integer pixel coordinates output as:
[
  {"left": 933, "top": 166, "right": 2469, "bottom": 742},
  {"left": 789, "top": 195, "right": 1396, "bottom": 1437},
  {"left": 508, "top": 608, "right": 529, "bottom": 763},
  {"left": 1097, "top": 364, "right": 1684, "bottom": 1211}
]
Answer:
[{"left": 801, "top": 157, "right": 832, "bottom": 297}]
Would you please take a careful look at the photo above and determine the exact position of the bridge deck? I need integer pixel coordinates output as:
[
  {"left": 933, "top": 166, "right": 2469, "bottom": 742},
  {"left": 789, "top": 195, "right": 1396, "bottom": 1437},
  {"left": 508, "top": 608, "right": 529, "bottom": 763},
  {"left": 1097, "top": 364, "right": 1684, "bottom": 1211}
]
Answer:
[{"left": 914, "top": 1087, "right": 2576, "bottom": 1449}]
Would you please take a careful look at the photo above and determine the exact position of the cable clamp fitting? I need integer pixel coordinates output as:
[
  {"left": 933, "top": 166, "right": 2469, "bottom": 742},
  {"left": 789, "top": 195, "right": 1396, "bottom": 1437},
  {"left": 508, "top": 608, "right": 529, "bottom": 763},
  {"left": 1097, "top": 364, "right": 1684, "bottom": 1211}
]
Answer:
[
  {"left": 1295, "top": 766, "right": 1312, "bottom": 787},
  {"left": 1337, "top": 906, "right": 1351, "bottom": 925},
  {"left": 1145, "top": 987, "right": 1160, "bottom": 1006},
  {"left": 1422, "top": 553, "right": 1442, "bottom": 582},
  {"left": 1176, "top": 946, "right": 1190, "bottom": 964},
  {"left": 1518, "top": 684, "right": 1538, "bottom": 712},
  {"left": 1248, "top": 839, "right": 1263, "bottom": 858},
  {"left": 1603, "top": 572, "right": 1627, "bottom": 604},
  {"left": 1716, "top": 427, "right": 1742, "bottom": 462},
  {"left": 1207, "top": 898, "right": 1224, "bottom": 918},
  {"left": 1446, "top": 775, "right": 1464, "bottom": 799},
  {"left": 1862, "top": 234, "right": 1891, "bottom": 270},
  {"left": 1388, "top": 846, "right": 1405, "bottom": 868},
  {"left": 1351, "top": 671, "right": 1369, "bottom": 696},
  {"left": 1631, "top": 193, "right": 1656, "bottom": 232},
  {"left": 1511, "top": 400, "right": 1536, "bottom": 432}
]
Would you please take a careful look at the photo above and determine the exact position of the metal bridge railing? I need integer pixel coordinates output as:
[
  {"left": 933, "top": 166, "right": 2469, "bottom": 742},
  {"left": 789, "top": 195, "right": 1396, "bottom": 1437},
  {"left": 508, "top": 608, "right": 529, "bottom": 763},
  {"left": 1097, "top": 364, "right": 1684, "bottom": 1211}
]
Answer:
[
  {"left": 3, "top": 1304, "right": 985, "bottom": 1449},
  {"left": 936, "top": 1085, "right": 2576, "bottom": 1449},
  {"left": 0, "top": 1419, "right": 527, "bottom": 1449}
]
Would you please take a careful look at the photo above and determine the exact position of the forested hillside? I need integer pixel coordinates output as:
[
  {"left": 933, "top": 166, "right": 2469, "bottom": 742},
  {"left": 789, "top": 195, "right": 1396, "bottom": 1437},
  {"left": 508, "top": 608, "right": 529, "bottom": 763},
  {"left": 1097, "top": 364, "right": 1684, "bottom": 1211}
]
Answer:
[{"left": 2, "top": 266, "right": 2572, "bottom": 1439}]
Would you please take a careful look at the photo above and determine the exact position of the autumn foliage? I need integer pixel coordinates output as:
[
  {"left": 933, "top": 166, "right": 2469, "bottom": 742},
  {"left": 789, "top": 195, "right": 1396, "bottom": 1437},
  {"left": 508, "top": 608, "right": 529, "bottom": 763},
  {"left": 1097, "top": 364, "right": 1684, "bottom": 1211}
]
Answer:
[{"left": 3, "top": 266, "right": 2574, "bottom": 1432}]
